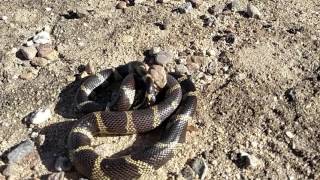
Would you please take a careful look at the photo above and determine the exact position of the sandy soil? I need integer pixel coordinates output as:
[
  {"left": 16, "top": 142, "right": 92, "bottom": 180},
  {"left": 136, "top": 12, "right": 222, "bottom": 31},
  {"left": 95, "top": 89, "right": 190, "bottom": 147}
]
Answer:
[{"left": 0, "top": 0, "right": 319, "bottom": 179}]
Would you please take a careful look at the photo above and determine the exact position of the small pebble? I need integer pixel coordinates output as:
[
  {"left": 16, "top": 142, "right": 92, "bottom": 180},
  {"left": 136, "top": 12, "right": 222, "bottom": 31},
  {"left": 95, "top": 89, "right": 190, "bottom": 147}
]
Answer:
[
  {"left": 181, "top": 165, "right": 195, "bottom": 180},
  {"left": 175, "top": 64, "right": 189, "bottom": 74},
  {"left": 208, "top": 4, "right": 224, "bottom": 15},
  {"left": 154, "top": 51, "right": 172, "bottom": 65},
  {"left": 44, "top": 50, "right": 59, "bottom": 60},
  {"left": 19, "top": 72, "right": 34, "bottom": 80},
  {"left": 229, "top": 0, "right": 241, "bottom": 11},
  {"left": 247, "top": 3, "right": 261, "bottom": 19},
  {"left": 149, "top": 47, "right": 161, "bottom": 55},
  {"left": 29, "top": 108, "right": 51, "bottom": 124},
  {"left": 206, "top": 49, "right": 217, "bottom": 57},
  {"left": 45, "top": 7, "right": 52, "bottom": 11},
  {"left": 0, "top": 15, "right": 8, "bottom": 21},
  {"left": 191, "top": 157, "right": 208, "bottom": 180},
  {"left": 33, "top": 31, "right": 51, "bottom": 44},
  {"left": 235, "top": 151, "right": 262, "bottom": 169},
  {"left": 7, "top": 139, "right": 35, "bottom": 164},
  {"left": 189, "top": 0, "right": 203, "bottom": 9},
  {"left": 187, "top": 63, "right": 200, "bottom": 73},
  {"left": 178, "top": 2, "right": 193, "bottom": 14},
  {"left": 30, "top": 57, "right": 48, "bottom": 67},
  {"left": 36, "top": 134, "right": 46, "bottom": 146},
  {"left": 80, "top": 71, "right": 89, "bottom": 78},
  {"left": 286, "top": 131, "right": 294, "bottom": 138},
  {"left": 203, "top": 16, "right": 216, "bottom": 27},
  {"left": 157, "top": 0, "right": 170, "bottom": 3},
  {"left": 36, "top": 44, "right": 54, "bottom": 58},
  {"left": 30, "top": 132, "right": 39, "bottom": 138},
  {"left": 149, "top": 65, "right": 167, "bottom": 88},
  {"left": 135, "top": 0, "right": 146, "bottom": 4},
  {"left": 54, "top": 156, "right": 72, "bottom": 172},
  {"left": 26, "top": 41, "right": 34, "bottom": 47},
  {"left": 20, "top": 46, "right": 37, "bottom": 60},
  {"left": 47, "top": 172, "right": 65, "bottom": 180},
  {"left": 116, "top": 1, "right": 127, "bottom": 9},
  {"left": 85, "top": 62, "right": 95, "bottom": 74}
]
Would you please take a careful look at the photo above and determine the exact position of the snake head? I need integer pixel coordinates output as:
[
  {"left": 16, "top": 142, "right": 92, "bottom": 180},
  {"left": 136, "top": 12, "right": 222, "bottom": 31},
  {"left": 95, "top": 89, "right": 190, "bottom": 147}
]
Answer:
[{"left": 145, "top": 76, "right": 158, "bottom": 105}]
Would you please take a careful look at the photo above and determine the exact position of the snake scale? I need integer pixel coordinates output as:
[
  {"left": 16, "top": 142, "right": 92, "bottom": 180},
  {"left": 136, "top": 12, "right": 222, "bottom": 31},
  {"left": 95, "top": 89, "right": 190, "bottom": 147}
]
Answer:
[{"left": 67, "top": 62, "right": 197, "bottom": 179}]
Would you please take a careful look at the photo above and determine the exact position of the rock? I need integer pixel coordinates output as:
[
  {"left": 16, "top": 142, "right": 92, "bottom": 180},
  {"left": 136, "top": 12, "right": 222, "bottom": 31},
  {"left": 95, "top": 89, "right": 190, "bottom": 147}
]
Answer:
[
  {"left": 33, "top": 31, "right": 51, "bottom": 44},
  {"left": 206, "top": 62, "right": 216, "bottom": 75},
  {"left": 47, "top": 172, "right": 65, "bottom": 180},
  {"left": 29, "top": 108, "right": 52, "bottom": 124},
  {"left": 116, "top": 1, "right": 127, "bottom": 9},
  {"left": 45, "top": 7, "right": 52, "bottom": 11},
  {"left": 30, "top": 132, "right": 39, "bottom": 138},
  {"left": 7, "top": 139, "right": 35, "bottom": 164},
  {"left": 178, "top": 2, "right": 193, "bottom": 14},
  {"left": 20, "top": 46, "right": 37, "bottom": 60},
  {"left": 228, "top": 0, "right": 241, "bottom": 12},
  {"left": 206, "top": 49, "right": 217, "bottom": 57},
  {"left": 43, "top": 50, "right": 59, "bottom": 60},
  {"left": 157, "top": 0, "right": 168, "bottom": 3},
  {"left": 80, "top": 71, "right": 89, "bottom": 78},
  {"left": 175, "top": 64, "right": 189, "bottom": 74},
  {"left": 154, "top": 51, "right": 172, "bottom": 65},
  {"left": 2, "top": 164, "right": 19, "bottom": 177},
  {"left": 191, "top": 157, "right": 208, "bottom": 180},
  {"left": 286, "top": 131, "right": 294, "bottom": 138},
  {"left": 284, "top": 88, "right": 296, "bottom": 103},
  {"left": 149, "top": 47, "right": 161, "bottom": 55},
  {"left": 149, "top": 65, "right": 167, "bottom": 88},
  {"left": 247, "top": 3, "right": 261, "bottom": 19},
  {"left": 187, "top": 63, "right": 200, "bottom": 73},
  {"left": 181, "top": 165, "right": 195, "bottom": 180},
  {"left": 19, "top": 72, "right": 34, "bottom": 80},
  {"left": 232, "top": 151, "right": 262, "bottom": 169},
  {"left": 26, "top": 41, "right": 34, "bottom": 47},
  {"left": 0, "top": 15, "right": 8, "bottom": 21},
  {"left": 203, "top": 16, "right": 216, "bottom": 27},
  {"left": 134, "top": 0, "right": 146, "bottom": 4},
  {"left": 54, "top": 156, "right": 72, "bottom": 172},
  {"left": 36, "top": 44, "right": 54, "bottom": 58},
  {"left": 225, "top": 33, "right": 236, "bottom": 44},
  {"left": 85, "top": 62, "right": 95, "bottom": 74},
  {"left": 189, "top": 0, "right": 203, "bottom": 9},
  {"left": 30, "top": 57, "right": 48, "bottom": 67},
  {"left": 36, "top": 134, "right": 46, "bottom": 146},
  {"left": 208, "top": 4, "right": 224, "bottom": 15}
]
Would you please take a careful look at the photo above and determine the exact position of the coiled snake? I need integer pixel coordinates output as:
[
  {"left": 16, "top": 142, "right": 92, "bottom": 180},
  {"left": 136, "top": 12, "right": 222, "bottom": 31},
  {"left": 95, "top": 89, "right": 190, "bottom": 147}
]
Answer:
[{"left": 67, "top": 62, "right": 197, "bottom": 179}]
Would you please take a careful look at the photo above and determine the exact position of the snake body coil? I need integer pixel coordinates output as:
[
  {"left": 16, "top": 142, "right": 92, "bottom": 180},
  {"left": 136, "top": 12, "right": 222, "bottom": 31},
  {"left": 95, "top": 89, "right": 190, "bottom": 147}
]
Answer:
[{"left": 68, "top": 64, "right": 197, "bottom": 179}]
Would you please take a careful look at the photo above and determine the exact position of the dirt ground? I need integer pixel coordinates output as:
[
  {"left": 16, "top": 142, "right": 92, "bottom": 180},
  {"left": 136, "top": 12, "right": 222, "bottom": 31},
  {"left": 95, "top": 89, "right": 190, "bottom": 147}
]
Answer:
[{"left": 0, "top": 0, "right": 319, "bottom": 179}]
